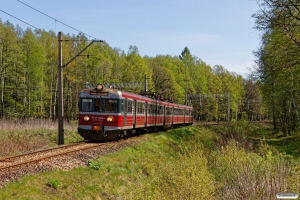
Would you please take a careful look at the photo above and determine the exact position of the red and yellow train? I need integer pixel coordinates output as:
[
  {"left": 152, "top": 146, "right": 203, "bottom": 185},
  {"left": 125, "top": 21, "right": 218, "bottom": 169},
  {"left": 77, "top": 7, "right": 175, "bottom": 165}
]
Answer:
[{"left": 78, "top": 84, "right": 193, "bottom": 141}]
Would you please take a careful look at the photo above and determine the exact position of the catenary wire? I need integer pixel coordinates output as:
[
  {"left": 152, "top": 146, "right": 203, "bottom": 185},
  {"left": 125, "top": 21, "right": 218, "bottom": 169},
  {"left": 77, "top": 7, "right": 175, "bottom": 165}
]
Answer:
[
  {"left": 16, "top": 0, "right": 98, "bottom": 40},
  {"left": 0, "top": 9, "right": 39, "bottom": 30}
]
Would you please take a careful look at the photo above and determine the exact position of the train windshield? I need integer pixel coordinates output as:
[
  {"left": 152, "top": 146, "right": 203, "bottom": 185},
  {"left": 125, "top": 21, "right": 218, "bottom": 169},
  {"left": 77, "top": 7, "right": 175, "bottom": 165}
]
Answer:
[
  {"left": 80, "top": 98, "right": 119, "bottom": 113},
  {"left": 105, "top": 99, "right": 118, "bottom": 113},
  {"left": 81, "top": 99, "right": 93, "bottom": 112}
]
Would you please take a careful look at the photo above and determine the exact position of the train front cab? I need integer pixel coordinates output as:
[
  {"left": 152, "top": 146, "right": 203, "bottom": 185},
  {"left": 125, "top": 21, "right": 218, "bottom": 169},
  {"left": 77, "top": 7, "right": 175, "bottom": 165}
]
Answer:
[{"left": 78, "top": 88, "right": 123, "bottom": 141}]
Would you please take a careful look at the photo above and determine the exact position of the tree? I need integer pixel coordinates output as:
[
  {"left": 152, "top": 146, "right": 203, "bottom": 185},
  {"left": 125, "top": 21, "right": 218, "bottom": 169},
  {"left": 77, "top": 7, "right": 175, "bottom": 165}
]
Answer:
[
  {"left": 253, "top": 23, "right": 300, "bottom": 134},
  {"left": 253, "top": 0, "right": 300, "bottom": 47},
  {"left": 0, "top": 21, "right": 24, "bottom": 117},
  {"left": 21, "top": 28, "right": 47, "bottom": 117}
]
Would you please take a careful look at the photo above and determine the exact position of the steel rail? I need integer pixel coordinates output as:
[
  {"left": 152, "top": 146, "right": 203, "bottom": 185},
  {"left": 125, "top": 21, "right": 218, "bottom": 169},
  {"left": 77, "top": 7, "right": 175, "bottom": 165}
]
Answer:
[{"left": 0, "top": 142, "right": 105, "bottom": 171}]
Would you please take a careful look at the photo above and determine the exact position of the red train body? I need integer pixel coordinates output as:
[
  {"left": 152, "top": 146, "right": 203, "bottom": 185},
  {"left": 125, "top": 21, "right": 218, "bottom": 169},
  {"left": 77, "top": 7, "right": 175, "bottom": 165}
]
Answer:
[{"left": 78, "top": 84, "right": 193, "bottom": 141}]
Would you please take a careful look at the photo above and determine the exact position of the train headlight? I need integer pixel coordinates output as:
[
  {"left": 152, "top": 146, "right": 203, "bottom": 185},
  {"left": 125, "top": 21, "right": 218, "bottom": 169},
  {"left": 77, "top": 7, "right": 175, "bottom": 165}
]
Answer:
[
  {"left": 83, "top": 116, "right": 90, "bottom": 121},
  {"left": 106, "top": 116, "right": 114, "bottom": 122},
  {"left": 96, "top": 84, "right": 103, "bottom": 91}
]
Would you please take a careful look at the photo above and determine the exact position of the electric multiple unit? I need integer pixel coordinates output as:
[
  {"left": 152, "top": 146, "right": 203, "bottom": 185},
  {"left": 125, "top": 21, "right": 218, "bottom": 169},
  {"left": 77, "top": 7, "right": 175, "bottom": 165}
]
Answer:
[{"left": 78, "top": 84, "right": 193, "bottom": 141}]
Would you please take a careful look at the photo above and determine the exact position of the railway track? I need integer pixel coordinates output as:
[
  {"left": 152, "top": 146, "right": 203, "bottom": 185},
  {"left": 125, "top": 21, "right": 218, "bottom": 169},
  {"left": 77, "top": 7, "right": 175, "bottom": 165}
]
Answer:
[{"left": 0, "top": 142, "right": 104, "bottom": 171}]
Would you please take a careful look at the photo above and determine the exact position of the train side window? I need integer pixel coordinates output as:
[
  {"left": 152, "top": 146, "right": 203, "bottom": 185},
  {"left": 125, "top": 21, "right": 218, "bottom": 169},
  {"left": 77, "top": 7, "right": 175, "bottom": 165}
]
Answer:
[
  {"left": 81, "top": 99, "right": 93, "bottom": 112},
  {"left": 168, "top": 107, "right": 172, "bottom": 115},
  {"left": 137, "top": 102, "right": 141, "bottom": 114},
  {"left": 121, "top": 100, "right": 124, "bottom": 113},
  {"left": 127, "top": 101, "right": 133, "bottom": 113},
  {"left": 140, "top": 102, "right": 142, "bottom": 113},
  {"left": 140, "top": 103, "right": 144, "bottom": 114}
]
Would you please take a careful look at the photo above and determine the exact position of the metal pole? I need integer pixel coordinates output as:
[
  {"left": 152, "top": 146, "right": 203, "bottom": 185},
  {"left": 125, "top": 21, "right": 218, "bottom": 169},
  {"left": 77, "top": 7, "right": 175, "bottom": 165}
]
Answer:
[
  {"left": 144, "top": 75, "right": 148, "bottom": 93},
  {"left": 56, "top": 36, "right": 101, "bottom": 145},
  {"left": 58, "top": 32, "right": 64, "bottom": 145}
]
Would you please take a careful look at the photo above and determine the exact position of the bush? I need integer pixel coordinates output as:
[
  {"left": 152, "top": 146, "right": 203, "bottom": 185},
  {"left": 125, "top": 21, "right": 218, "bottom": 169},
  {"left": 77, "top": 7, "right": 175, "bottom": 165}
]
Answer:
[
  {"left": 46, "top": 179, "right": 62, "bottom": 189},
  {"left": 211, "top": 141, "right": 292, "bottom": 199},
  {"left": 87, "top": 159, "right": 101, "bottom": 170}
]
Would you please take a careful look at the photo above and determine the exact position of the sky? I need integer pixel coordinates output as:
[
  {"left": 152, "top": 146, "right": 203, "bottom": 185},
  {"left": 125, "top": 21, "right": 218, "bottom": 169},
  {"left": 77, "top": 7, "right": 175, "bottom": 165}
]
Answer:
[{"left": 0, "top": 0, "right": 261, "bottom": 77}]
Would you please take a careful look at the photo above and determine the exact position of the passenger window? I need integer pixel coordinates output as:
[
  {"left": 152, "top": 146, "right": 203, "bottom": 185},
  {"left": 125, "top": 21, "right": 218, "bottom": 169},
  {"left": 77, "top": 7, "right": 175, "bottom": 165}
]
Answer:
[
  {"left": 127, "top": 101, "right": 133, "bottom": 113},
  {"left": 121, "top": 100, "right": 124, "bottom": 112}
]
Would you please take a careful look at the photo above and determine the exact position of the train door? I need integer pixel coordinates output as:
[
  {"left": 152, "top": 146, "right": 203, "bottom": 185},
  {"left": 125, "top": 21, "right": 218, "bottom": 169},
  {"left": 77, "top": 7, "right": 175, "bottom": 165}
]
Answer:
[
  {"left": 155, "top": 103, "right": 157, "bottom": 126},
  {"left": 133, "top": 100, "right": 136, "bottom": 128},
  {"left": 163, "top": 106, "right": 166, "bottom": 126},
  {"left": 171, "top": 107, "right": 174, "bottom": 126},
  {"left": 123, "top": 99, "right": 127, "bottom": 126},
  {"left": 145, "top": 102, "right": 148, "bottom": 126}
]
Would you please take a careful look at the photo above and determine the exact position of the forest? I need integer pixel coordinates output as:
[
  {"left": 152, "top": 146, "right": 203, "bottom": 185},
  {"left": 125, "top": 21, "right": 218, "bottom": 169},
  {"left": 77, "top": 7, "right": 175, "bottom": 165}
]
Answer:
[
  {"left": 252, "top": 0, "right": 300, "bottom": 135},
  {"left": 0, "top": 18, "right": 263, "bottom": 125}
]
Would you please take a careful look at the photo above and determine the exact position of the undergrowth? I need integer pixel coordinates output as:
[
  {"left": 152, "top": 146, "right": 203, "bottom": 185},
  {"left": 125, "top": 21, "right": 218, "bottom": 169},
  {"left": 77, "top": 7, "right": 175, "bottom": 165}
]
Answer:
[{"left": 0, "top": 118, "right": 83, "bottom": 157}]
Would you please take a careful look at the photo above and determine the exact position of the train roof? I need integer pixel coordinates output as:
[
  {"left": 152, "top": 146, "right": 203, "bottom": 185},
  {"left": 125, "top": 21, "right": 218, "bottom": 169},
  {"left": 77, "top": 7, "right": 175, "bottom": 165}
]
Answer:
[{"left": 80, "top": 84, "right": 193, "bottom": 109}]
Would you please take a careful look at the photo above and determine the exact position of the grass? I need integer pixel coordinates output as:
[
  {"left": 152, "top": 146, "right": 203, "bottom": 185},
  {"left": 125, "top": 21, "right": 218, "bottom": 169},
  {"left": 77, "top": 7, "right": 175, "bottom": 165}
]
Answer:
[
  {"left": 244, "top": 122, "right": 300, "bottom": 159},
  {"left": 0, "top": 121, "right": 300, "bottom": 199}
]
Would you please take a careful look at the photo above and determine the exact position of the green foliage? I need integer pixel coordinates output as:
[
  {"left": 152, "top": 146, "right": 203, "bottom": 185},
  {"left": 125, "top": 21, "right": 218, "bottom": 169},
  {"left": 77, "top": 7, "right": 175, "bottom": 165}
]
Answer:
[
  {"left": 46, "top": 179, "right": 62, "bottom": 189},
  {"left": 225, "top": 119, "right": 250, "bottom": 135},
  {"left": 87, "top": 159, "right": 101, "bottom": 170}
]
